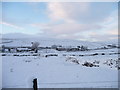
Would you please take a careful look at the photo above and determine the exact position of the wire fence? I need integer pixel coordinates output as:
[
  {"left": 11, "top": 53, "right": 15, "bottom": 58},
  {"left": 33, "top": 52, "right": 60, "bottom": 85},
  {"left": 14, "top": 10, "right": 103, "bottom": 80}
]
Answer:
[
  {"left": 38, "top": 81, "right": 118, "bottom": 84},
  {"left": 3, "top": 81, "right": 119, "bottom": 88}
]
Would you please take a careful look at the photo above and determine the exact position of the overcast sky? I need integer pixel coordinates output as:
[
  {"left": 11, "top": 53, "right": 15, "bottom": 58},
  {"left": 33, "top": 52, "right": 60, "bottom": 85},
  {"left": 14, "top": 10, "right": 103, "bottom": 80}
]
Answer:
[{"left": 1, "top": 2, "right": 118, "bottom": 41}]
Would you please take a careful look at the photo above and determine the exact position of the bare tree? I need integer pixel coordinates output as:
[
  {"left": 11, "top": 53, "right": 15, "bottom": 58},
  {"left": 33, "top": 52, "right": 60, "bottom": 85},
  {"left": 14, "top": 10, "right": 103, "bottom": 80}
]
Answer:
[
  {"left": 81, "top": 45, "right": 88, "bottom": 51},
  {"left": 31, "top": 42, "right": 40, "bottom": 53}
]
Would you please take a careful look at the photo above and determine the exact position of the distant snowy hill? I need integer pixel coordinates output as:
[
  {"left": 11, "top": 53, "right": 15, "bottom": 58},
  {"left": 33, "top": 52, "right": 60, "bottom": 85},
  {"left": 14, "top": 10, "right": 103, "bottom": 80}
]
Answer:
[{"left": 1, "top": 33, "right": 118, "bottom": 49}]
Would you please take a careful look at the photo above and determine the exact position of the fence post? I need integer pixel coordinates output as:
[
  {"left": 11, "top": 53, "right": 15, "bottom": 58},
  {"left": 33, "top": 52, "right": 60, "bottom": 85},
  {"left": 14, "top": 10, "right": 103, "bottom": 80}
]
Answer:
[{"left": 33, "top": 78, "right": 38, "bottom": 90}]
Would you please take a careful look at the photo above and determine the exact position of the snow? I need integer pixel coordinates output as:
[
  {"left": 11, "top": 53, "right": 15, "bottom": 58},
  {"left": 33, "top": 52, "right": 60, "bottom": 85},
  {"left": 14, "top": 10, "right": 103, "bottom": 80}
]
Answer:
[
  {"left": 1, "top": 38, "right": 105, "bottom": 49},
  {"left": 1, "top": 38, "right": 119, "bottom": 88}
]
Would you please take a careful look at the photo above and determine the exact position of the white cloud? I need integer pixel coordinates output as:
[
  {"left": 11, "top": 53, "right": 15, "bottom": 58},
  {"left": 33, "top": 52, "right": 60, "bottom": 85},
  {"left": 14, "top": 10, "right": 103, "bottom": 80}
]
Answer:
[
  {"left": 99, "top": 10, "right": 118, "bottom": 36},
  {"left": 0, "top": 21, "right": 24, "bottom": 30},
  {"left": 31, "top": 21, "right": 103, "bottom": 41},
  {"left": 47, "top": 2, "right": 90, "bottom": 22},
  {"left": 48, "top": 23, "right": 102, "bottom": 34},
  {"left": 47, "top": 2, "right": 116, "bottom": 24},
  {"left": 31, "top": 2, "right": 118, "bottom": 41},
  {"left": 47, "top": 2, "right": 66, "bottom": 21}
]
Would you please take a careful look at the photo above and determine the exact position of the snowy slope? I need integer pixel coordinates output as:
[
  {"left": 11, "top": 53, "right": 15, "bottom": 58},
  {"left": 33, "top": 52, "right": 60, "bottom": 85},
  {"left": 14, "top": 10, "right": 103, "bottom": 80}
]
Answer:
[
  {"left": 1, "top": 37, "right": 119, "bottom": 88},
  {"left": 1, "top": 37, "right": 117, "bottom": 49},
  {"left": 2, "top": 56, "right": 118, "bottom": 88}
]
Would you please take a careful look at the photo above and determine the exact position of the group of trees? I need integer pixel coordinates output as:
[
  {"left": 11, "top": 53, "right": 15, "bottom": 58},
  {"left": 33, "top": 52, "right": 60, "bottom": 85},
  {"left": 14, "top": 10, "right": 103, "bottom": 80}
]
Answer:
[
  {"left": 55, "top": 45, "right": 88, "bottom": 51},
  {"left": 1, "top": 42, "right": 89, "bottom": 53},
  {"left": 1, "top": 42, "right": 40, "bottom": 53},
  {"left": 77, "top": 45, "right": 88, "bottom": 51}
]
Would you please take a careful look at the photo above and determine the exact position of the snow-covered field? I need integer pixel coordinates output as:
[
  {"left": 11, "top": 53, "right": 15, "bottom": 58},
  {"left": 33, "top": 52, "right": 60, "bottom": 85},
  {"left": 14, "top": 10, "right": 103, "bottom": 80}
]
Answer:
[{"left": 1, "top": 38, "right": 119, "bottom": 88}]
